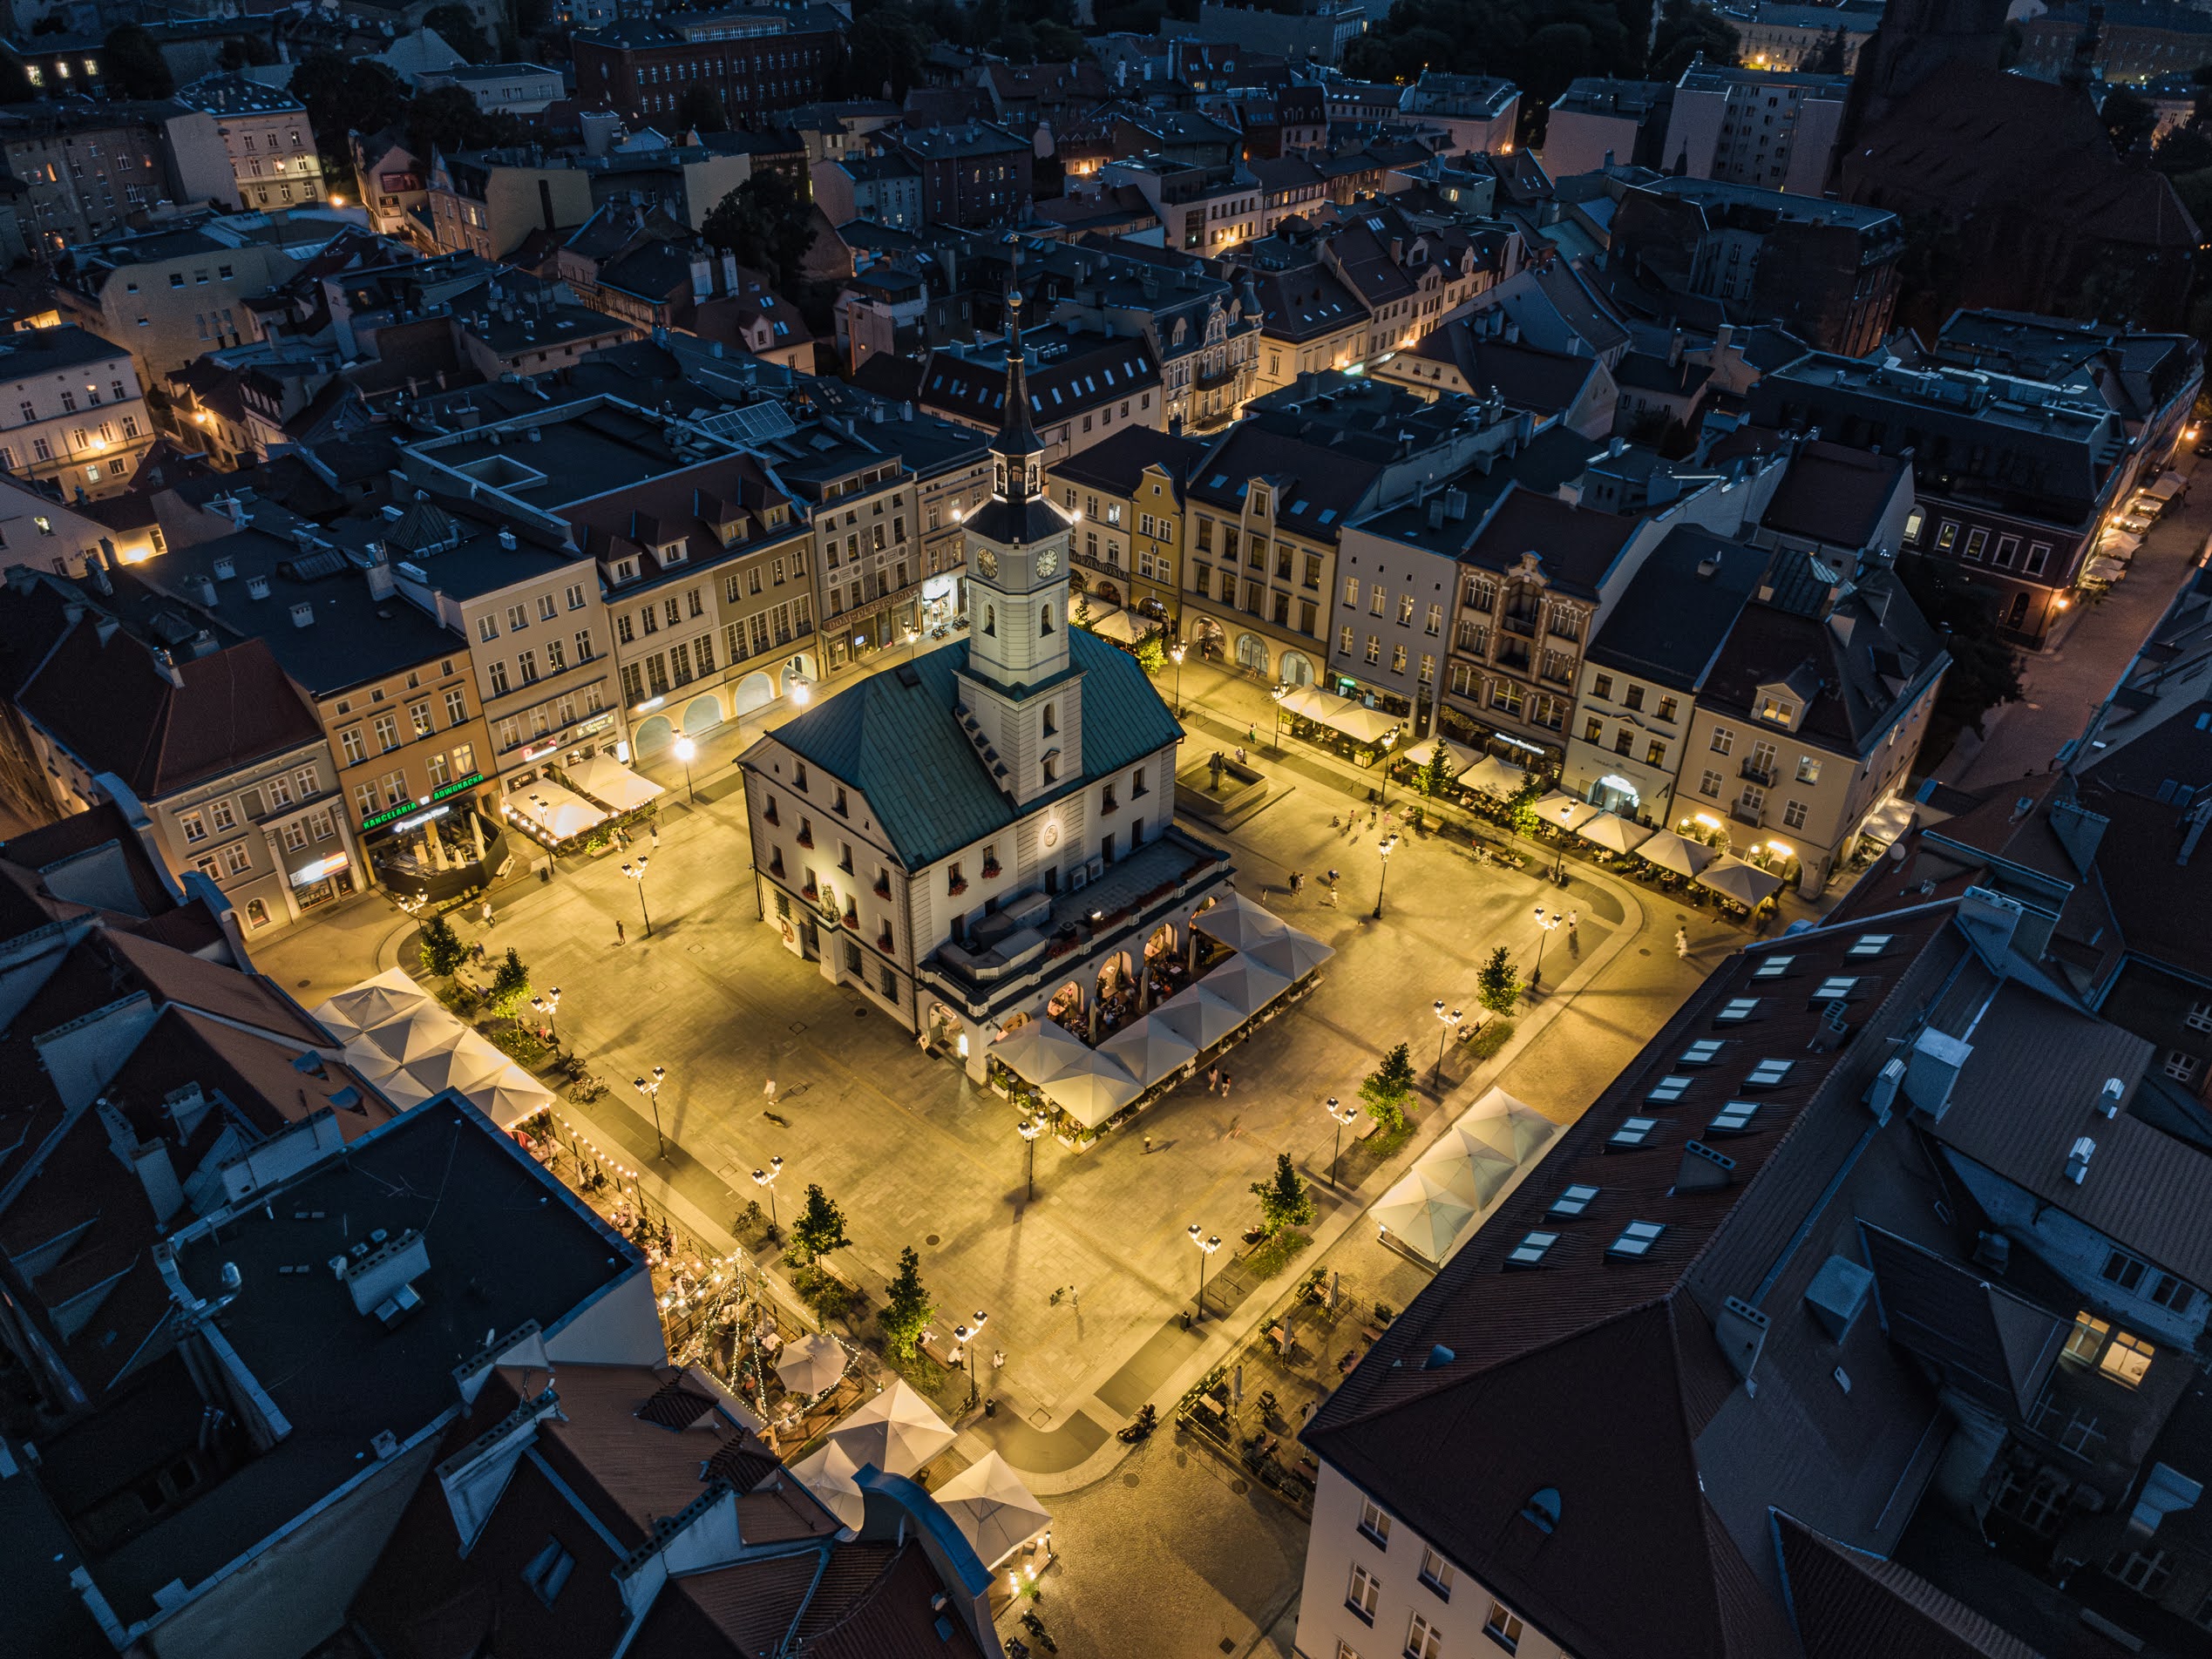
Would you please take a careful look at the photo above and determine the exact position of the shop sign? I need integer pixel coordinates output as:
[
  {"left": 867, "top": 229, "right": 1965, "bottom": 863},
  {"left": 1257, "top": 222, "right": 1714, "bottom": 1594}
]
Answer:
[
  {"left": 288, "top": 852, "right": 350, "bottom": 888},
  {"left": 360, "top": 771, "right": 483, "bottom": 832}
]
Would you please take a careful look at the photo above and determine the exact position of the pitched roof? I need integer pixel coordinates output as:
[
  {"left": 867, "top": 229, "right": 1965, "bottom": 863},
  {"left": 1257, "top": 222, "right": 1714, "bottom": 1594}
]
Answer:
[
  {"left": 17, "top": 624, "right": 322, "bottom": 801},
  {"left": 764, "top": 629, "right": 1182, "bottom": 869},
  {"left": 1584, "top": 526, "right": 1771, "bottom": 687},
  {"left": 1462, "top": 484, "right": 1641, "bottom": 599},
  {"left": 1773, "top": 1513, "right": 2048, "bottom": 1659},
  {"left": 1043, "top": 424, "right": 1205, "bottom": 498}
]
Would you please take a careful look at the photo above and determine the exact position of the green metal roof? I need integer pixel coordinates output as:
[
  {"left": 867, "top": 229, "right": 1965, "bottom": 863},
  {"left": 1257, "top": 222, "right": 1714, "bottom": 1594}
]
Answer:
[{"left": 770, "top": 631, "right": 1183, "bottom": 870}]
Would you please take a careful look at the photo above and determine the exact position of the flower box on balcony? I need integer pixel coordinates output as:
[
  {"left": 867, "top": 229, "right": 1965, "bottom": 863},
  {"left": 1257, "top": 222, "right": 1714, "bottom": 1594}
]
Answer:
[
  {"left": 980, "top": 862, "right": 1001, "bottom": 879},
  {"left": 947, "top": 878, "right": 969, "bottom": 897}
]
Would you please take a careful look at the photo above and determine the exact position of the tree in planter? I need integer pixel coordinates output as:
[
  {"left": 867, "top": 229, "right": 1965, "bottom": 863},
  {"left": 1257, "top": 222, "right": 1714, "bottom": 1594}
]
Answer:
[
  {"left": 1476, "top": 945, "right": 1522, "bottom": 1025},
  {"left": 419, "top": 914, "right": 468, "bottom": 978},
  {"left": 1419, "top": 745, "right": 1453, "bottom": 798},
  {"left": 879, "top": 1244, "right": 936, "bottom": 1360},
  {"left": 486, "top": 946, "right": 531, "bottom": 1015},
  {"left": 1504, "top": 772, "right": 1544, "bottom": 836},
  {"left": 1134, "top": 629, "right": 1166, "bottom": 676},
  {"left": 1359, "top": 1041, "right": 1416, "bottom": 1132},
  {"left": 788, "top": 1182, "right": 851, "bottom": 1264},
  {"left": 1251, "top": 1152, "right": 1316, "bottom": 1239}
]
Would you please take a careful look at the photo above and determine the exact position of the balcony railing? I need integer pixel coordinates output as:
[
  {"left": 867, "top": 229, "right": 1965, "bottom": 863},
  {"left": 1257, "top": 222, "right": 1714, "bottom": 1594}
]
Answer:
[
  {"left": 1740, "top": 762, "right": 1775, "bottom": 787},
  {"left": 1500, "top": 610, "right": 1540, "bottom": 639},
  {"left": 1731, "top": 802, "right": 1764, "bottom": 826}
]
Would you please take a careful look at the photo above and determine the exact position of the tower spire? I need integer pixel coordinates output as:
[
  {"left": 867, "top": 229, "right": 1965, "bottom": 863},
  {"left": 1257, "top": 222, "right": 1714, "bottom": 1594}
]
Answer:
[{"left": 993, "top": 247, "right": 1045, "bottom": 506}]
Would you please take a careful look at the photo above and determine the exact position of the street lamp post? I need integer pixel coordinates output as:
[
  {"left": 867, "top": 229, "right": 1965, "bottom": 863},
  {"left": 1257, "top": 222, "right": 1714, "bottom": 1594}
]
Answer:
[
  {"left": 1372, "top": 833, "right": 1399, "bottom": 920},
  {"left": 634, "top": 1065, "right": 668, "bottom": 1156},
  {"left": 1016, "top": 1114, "right": 1043, "bottom": 1202},
  {"left": 1326, "top": 1094, "right": 1359, "bottom": 1187},
  {"left": 1433, "top": 1000, "right": 1462, "bottom": 1084},
  {"left": 1170, "top": 643, "right": 1186, "bottom": 715},
  {"left": 1376, "top": 728, "right": 1399, "bottom": 810},
  {"left": 530, "top": 985, "right": 562, "bottom": 1046},
  {"left": 1530, "top": 906, "right": 1562, "bottom": 989},
  {"left": 622, "top": 855, "right": 653, "bottom": 937},
  {"left": 1270, "top": 682, "right": 1286, "bottom": 754},
  {"left": 954, "top": 1309, "right": 988, "bottom": 1410},
  {"left": 750, "top": 1155, "right": 784, "bottom": 1237},
  {"left": 673, "top": 735, "right": 697, "bottom": 803},
  {"left": 1188, "top": 1222, "right": 1222, "bottom": 1320}
]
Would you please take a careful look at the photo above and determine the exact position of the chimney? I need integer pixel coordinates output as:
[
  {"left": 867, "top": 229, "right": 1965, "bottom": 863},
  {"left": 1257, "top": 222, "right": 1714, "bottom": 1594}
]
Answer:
[
  {"left": 366, "top": 559, "right": 397, "bottom": 601},
  {"left": 191, "top": 572, "right": 219, "bottom": 606},
  {"left": 2065, "top": 1135, "right": 2095, "bottom": 1185},
  {"left": 1712, "top": 1297, "right": 1768, "bottom": 1392},
  {"left": 343, "top": 1227, "right": 431, "bottom": 1322},
  {"left": 1957, "top": 885, "right": 2023, "bottom": 965},
  {"left": 246, "top": 574, "right": 270, "bottom": 599},
  {"left": 2094, "top": 1076, "right": 2125, "bottom": 1119},
  {"left": 498, "top": 529, "right": 517, "bottom": 550},
  {"left": 289, "top": 601, "right": 316, "bottom": 628},
  {"left": 1903, "top": 1026, "right": 1971, "bottom": 1121}
]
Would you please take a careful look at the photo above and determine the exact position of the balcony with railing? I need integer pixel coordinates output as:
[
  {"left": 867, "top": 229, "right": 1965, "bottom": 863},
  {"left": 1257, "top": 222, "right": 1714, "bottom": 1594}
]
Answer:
[
  {"left": 1740, "top": 761, "right": 1775, "bottom": 787},
  {"left": 1500, "top": 608, "right": 1540, "bottom": 639}
]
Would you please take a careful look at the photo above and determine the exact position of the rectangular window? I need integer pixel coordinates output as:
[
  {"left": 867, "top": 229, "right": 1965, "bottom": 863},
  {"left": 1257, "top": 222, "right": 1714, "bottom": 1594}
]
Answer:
[
  {"left": 225, "top": 840, "right": 254, "bottom": 873},
  {"left": 1357, "top": 1497, "right": 1391, "bottom": 1547},
  {"left": 1346, "top": 1562, "right": 1380, "bottom": 1623},
  {"left": 409, "top": 701, "right": 434, "bottom": 738},
  {"left": 445, "top": 688, "right": 468, "bottom": 727},
  {"left": 1417, "top": 1548, "right": 1453, "bottom": 1600},
  {"left": 1405, "top": 1613, "right": 1442, "bottom": 1659},
  {"left": 1700, "top": 769, "right": 1722, "bottom": 797},
  {"left": 2164, "top": 1049, "right": 2200, "bottom": 1082},
  {"left": 1783, "top": 799, "right": 1808, "bottom": 830},
  {"left": 178, "top": 809, "right": 207, "bottom": 843},
  {"left": 1645, "top": 739, "right": 1667, "bottom": 768},
  {"left": 2100, "top": 1329, "right": 2155, "bottom": 1387},
  {"left": 490, "top": 660, "right": 510, "bottom": 695},
  {"left": 575, "top": 629, "right": 594, "bottom": 662},
  {"left": 1710, "top": 726, "right": 1734, "bottom": 755},
  {"left": 341, "top": 727, "right": 367, "bottom": 765},
  {"left": 1483, "top": 1601, "right": 1525, "bottom": 1654},
  {"left": 373, "top": 714, "right": 400, "bottom": 752},
  {"left": 2187, "top": 1001, "right": 2212, "bottom": 1034}
]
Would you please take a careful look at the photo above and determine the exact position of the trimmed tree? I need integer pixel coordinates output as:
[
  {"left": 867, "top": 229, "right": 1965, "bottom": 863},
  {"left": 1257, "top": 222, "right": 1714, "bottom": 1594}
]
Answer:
[
  {"left": 1252, "top": 1152, "right": 1316, "bottom": 1239},
  {"left": 788, "top": 1183, "right": 851, "bottom": 1265},
  {"left": 486, "top": 946, "right": 531, "bottom": 1015},
  {"left": 419, "top": 914, "right": 468, "bottom": 978},
  {"left": 1359, "top": 1041, "right": 1416, "bottom": 1132},
  {"left": 1505, "top": 771, "right": 1544, "bottom": 836},
  {"left": 879, "top": 1245, "right": 936, "bottom": 1359},
  {"left": 1476, "top": 945, "right": 1523, "bottom": 1024},
  {"left": 1134, "top": 629, "right": 1166, "bottom": 676},
  {"left": 1419, "top": 745, "right": 1453, "bottom": 797}
]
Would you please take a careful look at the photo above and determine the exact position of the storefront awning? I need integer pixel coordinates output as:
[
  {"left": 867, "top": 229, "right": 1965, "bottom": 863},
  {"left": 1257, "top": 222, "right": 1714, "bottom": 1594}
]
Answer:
[
  {"left": 1400, "top": 736, "right": 1482, "bottom": 778},
  {"left": 310, "top": 968, "right": 556, "bottom": 1127},
  {"left": 505, "top": 781, "right": 607, "bottom": 843}
]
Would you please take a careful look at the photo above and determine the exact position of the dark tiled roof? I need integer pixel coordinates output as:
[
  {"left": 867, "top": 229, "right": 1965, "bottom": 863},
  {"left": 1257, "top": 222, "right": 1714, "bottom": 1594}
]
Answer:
[
  {"left": 1759, "top": 441, "right": 1908, "bottom": 550},
  {"left": 1462, "top": 483, "right": 1641, "bottom": 599},
  {"left": 1043, "top": 424, "right": 1205, "bottom": 498},
  {"left": 768, "top": 629, "right": 1181, "bottom": 870},
  {"left": 1774, "top": 1513, "right": 2048, "bottom": 1659},
  {"left": 1584, "top": 526, "right": 1770, "bottom": 687},
  {"left": 17, "top": 625, "right": 324, "bottom": 801}
]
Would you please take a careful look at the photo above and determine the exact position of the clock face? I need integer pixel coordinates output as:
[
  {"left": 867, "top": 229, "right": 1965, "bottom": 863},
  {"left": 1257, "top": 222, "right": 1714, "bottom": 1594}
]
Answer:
[
  {"left": 1035, "top": 547, "right": 1060, "bottom": 578},
  {"left": 975, "top": 547, "right": 999, "bottom": 579}
]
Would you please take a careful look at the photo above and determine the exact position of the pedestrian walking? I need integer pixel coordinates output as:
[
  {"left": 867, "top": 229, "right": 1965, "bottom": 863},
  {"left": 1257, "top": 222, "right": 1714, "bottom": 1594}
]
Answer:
[
  {"left": 1221, "top": 1073, "right": 1234, "bottom": 1101},
  {"left": 616, "top": 918, "right": 627, "bottom": 945},
  {"left": 480, "top": 899, "right": 494, "bottom": 928},
  {"left": 1567, "top": 910, "right": 1578, "bottom": 936},
  {"left": 1143, "top": 1134, "right": 1154, "bottom": 1153},
  {"left": 1070, "top": 1286, "right": 1079, "bottom": 1311},
  {"left": 649, "top": 822, "right": 660, "bottom": 847},
  {"left": 1291, "top": 870, "right": 1305, "bottom": 894},
  {"left": 764, "top": 1077, "right": 777, "bottom": 1107},
  {"left": 1322, "top": 885, "right": 1340, "bottom": 908},
  {"left": 993, "top": 1349, "right": 1006, "bottom": 1371},
  {"left": 1327, "top": 867, "right": 1340, "bottom": 886},
  {"left": 1206, "top": 1064, "right": 1220, "bottom": 1094},
  {"left": 1675, "top": 926, "right": 1690, "bottom": 958}
]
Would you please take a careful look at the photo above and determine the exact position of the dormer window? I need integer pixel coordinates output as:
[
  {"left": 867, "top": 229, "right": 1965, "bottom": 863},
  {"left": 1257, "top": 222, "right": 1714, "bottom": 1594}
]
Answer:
[
  {"left": 659, "top": 541, "right": 686, "bottom": 567},
  {"left": 614, "top": 559, "right": 636, "bottom": 582},
  {"left": 1759, "top": 695, "right": 1798, "bottom": 727}
]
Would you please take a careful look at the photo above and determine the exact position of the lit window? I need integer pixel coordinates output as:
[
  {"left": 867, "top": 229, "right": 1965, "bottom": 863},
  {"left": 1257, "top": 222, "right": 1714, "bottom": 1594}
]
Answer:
[{"left": 2100, "top": 1329, "right": 2154, "bottom": 1389}]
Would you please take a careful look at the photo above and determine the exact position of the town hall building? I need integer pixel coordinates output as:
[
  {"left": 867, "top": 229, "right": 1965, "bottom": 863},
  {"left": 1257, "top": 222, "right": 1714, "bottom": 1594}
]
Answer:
[{"left": 741, "top": 288, "right": 1234, "bottom": 1078}]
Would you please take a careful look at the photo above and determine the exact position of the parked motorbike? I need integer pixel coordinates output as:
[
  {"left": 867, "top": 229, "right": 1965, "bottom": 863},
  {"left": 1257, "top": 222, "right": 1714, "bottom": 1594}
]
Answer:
[{"left": 1116, "top": 1404, "right": 1157, "bottom": 1443}]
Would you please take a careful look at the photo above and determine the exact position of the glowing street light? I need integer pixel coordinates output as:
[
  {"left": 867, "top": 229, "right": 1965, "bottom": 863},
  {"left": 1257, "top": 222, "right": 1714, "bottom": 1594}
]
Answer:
[
  {"left": 634, "top": 1064, "right": 668, "bottom": 1156},
  {"left": 622, "top": 855, "right": 653, "bottom": 937},
  {"left": 1373, "top": 833, "right": 1399, "bottom": 920},
  {"left": 954, "top": 1309, "right": 988, "bottom": 1409},
  {"left": 673, "top": 735, "right": 697, "bottom": 802},
  {"left": 1016, "top": 1114, "right": 1043, "bottom": 1202},
  {"left": 1433, "top": 1000, "right": 1462, "bottom": 1083},
  {"left": 1188, "top": 1222, "right": 1222, "bottom": 1320},
  {"left": 751, "top": 1154, "right": 784, "bottom": 1236},
  {"left": 1169, "top": 642, "right": 1186, "bottom": 714},
  {"left": 1325, "top": 1095, "right": 1360, "bottom": 1186},
  {"left": 1530, "top": 906, "right": 1563, "bottom": 989},
  {"left": 530, "top": 985, "right": 562, "bottom": 1045}
]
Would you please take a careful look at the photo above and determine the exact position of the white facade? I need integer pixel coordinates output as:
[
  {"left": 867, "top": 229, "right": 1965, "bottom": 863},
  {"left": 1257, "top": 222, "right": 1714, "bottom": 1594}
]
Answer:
[{"left": 1298, "top": 1466, "right": 1571, "bottom": 1659}]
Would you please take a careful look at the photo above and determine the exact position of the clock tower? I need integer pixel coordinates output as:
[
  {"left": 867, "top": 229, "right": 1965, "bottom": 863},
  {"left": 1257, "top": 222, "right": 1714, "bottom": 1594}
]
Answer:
[{"left": 957, "top": 282, "right": 1082, "bottom": 806}]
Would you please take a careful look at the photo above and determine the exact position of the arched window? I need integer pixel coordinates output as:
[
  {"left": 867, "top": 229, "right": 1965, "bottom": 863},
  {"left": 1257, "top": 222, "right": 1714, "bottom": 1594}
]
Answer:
[
  {"left": 1040, "top": 603, "right": 1054, "bottom": 635},
  {"left": 984, "top": 604, "right": 996, "bottom": 636},
  {"left": 1042, "top": 701, "right": 1057, "bottom": 736}
]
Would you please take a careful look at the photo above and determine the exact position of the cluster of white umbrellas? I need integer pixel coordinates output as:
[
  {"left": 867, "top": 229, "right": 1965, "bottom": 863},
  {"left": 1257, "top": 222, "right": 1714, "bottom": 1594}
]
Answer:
[
  {"left": 312, "top": 968, "right": 554, "bottom": 1127},
  {"left": 793, "top": 1382, "right": 1053, "bottom": 1566},
  {"left": 1373, "top": 1087, "right": 1559, "bottom": 1265},
  {"left": 504, "top": 779, "right": 607, "bottom": 843},
  {"left": 1527, "top": 792, "right": 1789, "bottom": 907},
  {"left": 988, "top": 893, "right": 1331, "bottom": 1127},
  {"left": 565, "top": 752, "right": 665, "bottom": 813},
  {"left": 1275, "top": 685, "right": 1401, "bottom": 746}
]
